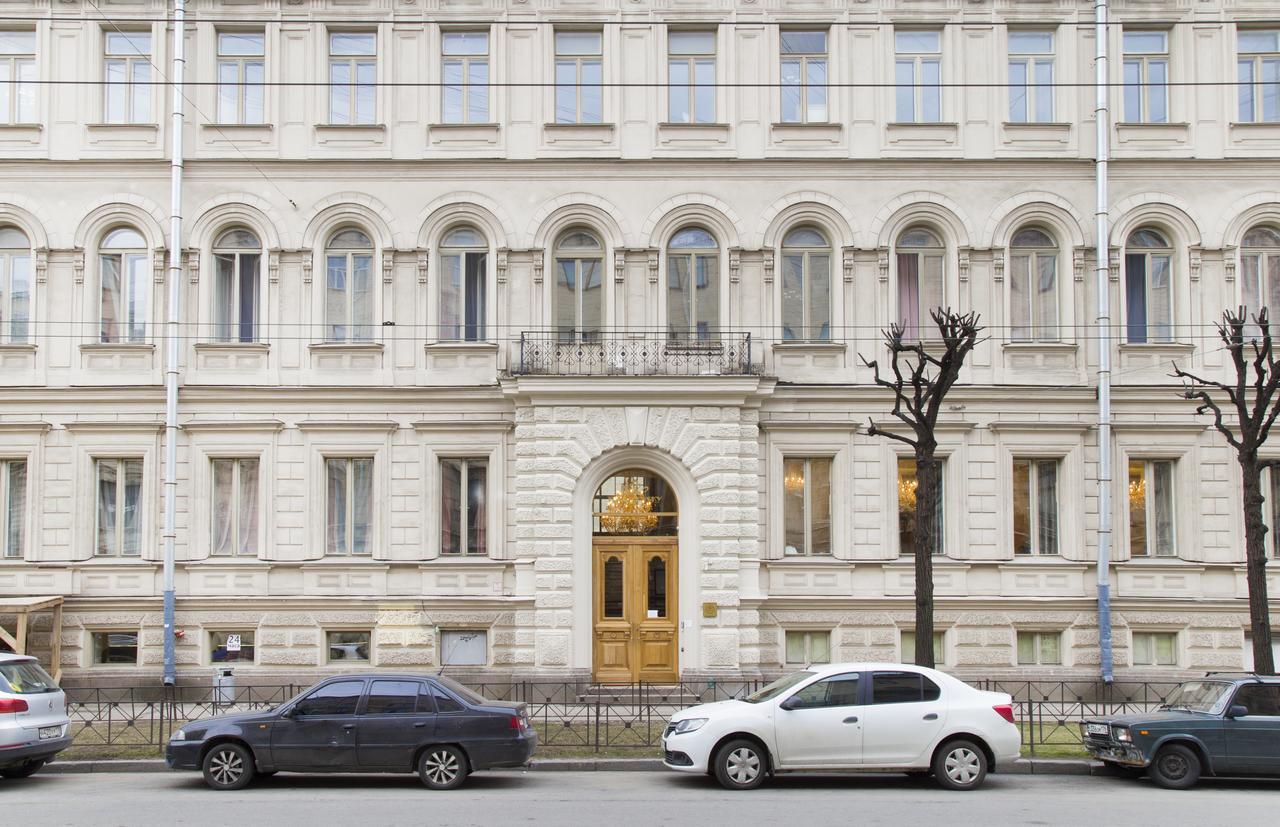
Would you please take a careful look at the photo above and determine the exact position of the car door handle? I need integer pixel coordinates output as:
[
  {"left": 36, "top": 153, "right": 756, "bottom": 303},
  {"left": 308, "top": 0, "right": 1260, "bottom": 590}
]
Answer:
[
  {"left": 843, "top": 716, "right": 859, "bottom": 724},
  {"left": 342, "top": 724, "right": 355, "bottom": 730},
  {"left": 923, "top": 713, "right": 938, "bottom": 721},
  {"left": 413, "top": 722, "right": 427, "bottom": 728}
]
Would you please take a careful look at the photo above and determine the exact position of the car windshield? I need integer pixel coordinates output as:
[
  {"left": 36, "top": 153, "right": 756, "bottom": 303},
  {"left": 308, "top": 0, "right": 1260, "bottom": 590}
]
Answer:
[
  {"left": 436, "top": 675, "right": 489, "bottom": 707},
  {"left": 1163, "top": 681, "right": 1234, "bottom": 714},
  {"left": 0, "top": 660, "right": 59, "bottom": 694},
  {"left": 743, "top": 671, "right": 815, "bottom": 704}
]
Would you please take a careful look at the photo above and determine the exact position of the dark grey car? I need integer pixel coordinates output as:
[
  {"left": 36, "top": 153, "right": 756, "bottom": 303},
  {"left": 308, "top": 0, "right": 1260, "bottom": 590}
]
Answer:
[{"left": 165, "top": 674, "right": 537, "bottom": 790}]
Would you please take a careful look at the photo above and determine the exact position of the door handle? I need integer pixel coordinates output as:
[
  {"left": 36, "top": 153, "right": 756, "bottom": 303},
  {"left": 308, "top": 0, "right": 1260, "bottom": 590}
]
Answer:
[
  {"left": 413, "top": 722, "right": 427, "bottom": 728},
  {"left": 923, "top": 713, "right": 938, "bottom": 721},
  {"left": 843, "top": 716, "right": 859, "bottom": 724},
  {"left": 342, "top": 723, "right": 355, "bottom": 730}
]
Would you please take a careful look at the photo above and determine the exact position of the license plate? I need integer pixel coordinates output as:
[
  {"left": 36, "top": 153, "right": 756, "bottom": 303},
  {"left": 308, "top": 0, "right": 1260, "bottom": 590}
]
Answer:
[
  {"left": 1085, "top": 723, "right": 1109, "bottom": 736},
  {"left": 38, "top": 725, "right": 61, "bottom": 740}
]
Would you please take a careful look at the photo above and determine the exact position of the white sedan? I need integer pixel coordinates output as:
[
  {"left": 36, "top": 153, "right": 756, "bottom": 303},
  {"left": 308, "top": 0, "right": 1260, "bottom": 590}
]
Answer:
[{"left": 661, "top": 663, "right": 1020, "bottom": 791}]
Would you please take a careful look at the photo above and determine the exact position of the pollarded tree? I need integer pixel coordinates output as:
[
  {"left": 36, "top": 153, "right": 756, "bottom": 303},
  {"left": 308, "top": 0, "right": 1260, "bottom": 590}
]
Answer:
[
  {"left": 861, "top": 308, "right": 982, "bottom": 669},
  {"left": 1172, "top": 307, "right": 1280, "bottom": 675}
]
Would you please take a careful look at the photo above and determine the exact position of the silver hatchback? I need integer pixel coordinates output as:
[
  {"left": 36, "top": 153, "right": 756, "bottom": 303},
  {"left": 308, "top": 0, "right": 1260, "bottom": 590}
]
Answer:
[{"left": 0, "top": 653, "right": 72, "bottom": 778}]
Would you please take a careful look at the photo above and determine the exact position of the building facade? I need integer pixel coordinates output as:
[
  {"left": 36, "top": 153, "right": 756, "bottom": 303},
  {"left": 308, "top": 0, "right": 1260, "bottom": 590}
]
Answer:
[{"left": 0, "top": 0, "right": 1278, "bottom": 685}]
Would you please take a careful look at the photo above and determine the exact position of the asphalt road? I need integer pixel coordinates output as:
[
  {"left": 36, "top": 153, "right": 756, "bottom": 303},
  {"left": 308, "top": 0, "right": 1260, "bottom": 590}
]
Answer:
[{"left": 9, "top": 770, "right": 1279, "bottom": 826}]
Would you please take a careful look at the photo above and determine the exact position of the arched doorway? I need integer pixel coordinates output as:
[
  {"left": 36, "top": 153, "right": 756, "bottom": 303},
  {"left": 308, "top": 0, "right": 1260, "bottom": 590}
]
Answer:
[{"left": 591, "top": 469, "right": 678, "bottom": 683}]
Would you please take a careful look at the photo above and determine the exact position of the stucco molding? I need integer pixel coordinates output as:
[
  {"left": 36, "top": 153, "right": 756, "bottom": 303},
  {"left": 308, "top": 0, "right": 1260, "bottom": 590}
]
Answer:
[
  {"left": 869, "top": 191, "right": 975, "bottom": 249},
  {"left": 187, "top": 193, "right": 289, "bottom": 250},
  {"left": 755, "top": 191, "right": 859, "bottom": 249},
  {"left": 640, "top": 193, "right": 744, "bottom": 249},
  {"left": 982, "top": 191, "right": 1089, "bottom": 249}
]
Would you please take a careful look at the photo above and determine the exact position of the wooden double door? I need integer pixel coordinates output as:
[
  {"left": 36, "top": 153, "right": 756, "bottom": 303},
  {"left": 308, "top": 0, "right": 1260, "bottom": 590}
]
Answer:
[{"left": 592, "top": 539, "right": 678, "bottom": 683}]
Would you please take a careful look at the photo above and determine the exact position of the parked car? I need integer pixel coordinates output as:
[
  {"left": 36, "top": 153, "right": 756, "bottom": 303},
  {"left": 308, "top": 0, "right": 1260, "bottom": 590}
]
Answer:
[
  {"left": 662, "top": 663, "right": 1020, "bottom": 791},
  {"left": 166, "top": 674, "right": 537, "bottom": 791},
  {"left": 0, "top": 652, "right": 73, "bottom": 779},
  {"left": 1082, "top": 672, "right": 1280, "bottom": 789}
]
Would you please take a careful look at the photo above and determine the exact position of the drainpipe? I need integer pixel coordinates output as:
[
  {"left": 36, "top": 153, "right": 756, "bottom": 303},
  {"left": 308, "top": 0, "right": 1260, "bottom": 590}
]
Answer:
[
  {"left": 161, "top": 0, "right": 187, "bottom": 687},
  {"left": 1094, "top": 0, "right": 1115, "bottom": 684}
]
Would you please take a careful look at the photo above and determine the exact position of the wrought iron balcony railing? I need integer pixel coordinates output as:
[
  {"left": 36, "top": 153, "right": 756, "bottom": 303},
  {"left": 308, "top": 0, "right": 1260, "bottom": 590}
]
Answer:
[{"left": 515, "top": 329, "right": 755, "bottom": 377}]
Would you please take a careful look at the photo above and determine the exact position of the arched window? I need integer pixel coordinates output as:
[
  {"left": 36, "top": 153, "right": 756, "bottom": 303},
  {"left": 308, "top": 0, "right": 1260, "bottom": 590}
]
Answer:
[
  {"left": 213, "top": 228, "right": 261, "bottom": 343},
  {"left": 896, "top": 226, "right": 944, "bottom": 340},
  {"left": 99, "top": 227, "right": 148, "bottom": 343},
  {"left": 1009, "top": 227, "right": 1059, "bottom": 342},
  {"left": 0, "top": 226, "right": 31, "bottom": 344},
  {"left": 1242, "top": 225, "right": 1280, "bottom": 329},
  {"left": 324, "top": 227, "right": 373, "bottom": 342},
  {"left": 667, "top": 226, "right": 719, "bottom": 340},
  {"left": 553, "top": 229, "right": 603, "bottom": 342},
  {"left": 780, "top": 226, "right": 831, "bottom": 341},
  {"left": 439, "top": 226, "right": 487, "bottom": 341},
  {"left": 1125, "top": 227, "right": 1173, "bottom": 343}
]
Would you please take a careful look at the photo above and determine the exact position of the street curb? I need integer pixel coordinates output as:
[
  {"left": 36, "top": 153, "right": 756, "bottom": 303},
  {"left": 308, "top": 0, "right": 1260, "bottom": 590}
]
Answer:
[{"left": 46, "top": 757, "right": 1108, "bottom": 775}]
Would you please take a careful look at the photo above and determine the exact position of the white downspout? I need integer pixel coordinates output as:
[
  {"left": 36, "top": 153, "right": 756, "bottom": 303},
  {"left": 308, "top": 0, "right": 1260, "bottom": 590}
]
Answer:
[
  {"left": 1094, "top": 0, "right": 1115, "bottom": 684},
  {"left": 162, "top": 0, "right": 186, "bottom": 686}
]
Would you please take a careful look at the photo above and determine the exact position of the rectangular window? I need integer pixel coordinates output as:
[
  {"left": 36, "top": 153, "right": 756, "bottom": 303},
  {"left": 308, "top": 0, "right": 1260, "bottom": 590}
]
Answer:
[
  {"left": 1238, "top": 30, "right": 1280, "bottom": 123},
  {"left": 1128, "top": 459, "right": 1175, "bottom": 557},
  {"left": 0, "top": 31, "right": 36, "bottom": 124},
  {"left": 442, "top": 31, "right": 489, "bottom": 124},
  {"left": 95, "top": 458, "right": 143, "bottom": 557},
  {"left": 210, "top": 630, "right": 255, "bottom": 664},
  {"left": 784, "top": 630, "right": 831, "bottom": 665},
  {"left": 900, "top": 630, "right": 946, "bottom": 665},
  {"left": 782, "top": 457, "right": 831, "bottom": 556},
  {"left": 216, "top": 31, "right": 264, "bottom": 124},
  {"left": 1016, "top": 631, "right": 1063, "bottom": 665},
  {"left": 329, "top": 32, "right": 376, "bottom": 125},
  {"left": 780, "top": 30, "right": 827, "bottom": 123},
  {"left": 104, "top": 31, "right": 152, "bottom": 124},
  {"left": 895, "top": 30, "right": 941, "bottom": 123},
  {"left": 1013, "top": 459, "right": 1059, "bottom": 556},
  {"left": 211, "top": 458, "right": 259, "bottom": 557},
  {"left": 1243, "top": 633, "right": 1280, "bottom": 671},
  {"left": 1008, "top": 31, "right": 1054, "bottom": 123},
  {"left": 1132, "top": 631, "right": 1177, "bottom": 667},
  {"left": 554, "top": 31, "right": 602, "bottom": 124},
  {"left": 898, "top": 456, "right": 944, "bottom": 556},
  {"left": 325, "top": 458, "right": 373, "bottom": 556},
  {"left": 326, "top": 630, "right": 370, "bottom": 663},
  {"left": 0, "top": 459, "right": 25, "bottom": 559},
  {"left": 1123, "top": 31, "right": 1169, "bottom": 124},
  {"left": 668, "top": 31, "right": 715, "bottom": 124},
  {"left": 1269, "top": 466, "right": 1280, "bottom": 559},
  {"left": 92, "top": 631, "right": 139, "bottom": 665},
  {"left": 441, "top": 458, "right": 487, "bottom": 556},
  {"left": 441, "top": 630, "right": 488, "bottom": 665}
]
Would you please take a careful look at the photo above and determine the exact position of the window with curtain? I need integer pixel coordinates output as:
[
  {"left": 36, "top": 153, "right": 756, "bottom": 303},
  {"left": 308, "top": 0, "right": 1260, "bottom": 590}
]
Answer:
[
  {"left": 553, "top": 229, "right": 603, "bottom": 342},
  {"left": 1017, "top": 631, "right": 1063, "bottom": 665},
  {"left": 780, "top": 226, "right": 831, "bottom": 341},
  {"left": 1124, "top": 228, "right": 1173, "bottom": 343},
  {"left": 96, "top": 458, "right": 143, "bottom": 557},
  {"left": 1238, "top": 30, "right": 1280, "bottom": 124},
  {"left": 1241, "top": 225, "right": 1280, "bottom": 336},
  {"left": 1009, "top": 227, "right": 1059, "bottom": 342},
  {"left": 0, "top": 226, "right": 31, "bottom": 344},
  {"left": 99, "top": 227, "right": 149, "bottom": 343},
  {"left": 439, "top": 226, "right": 487, "bottom": 341},
  {"left": 216, "top": 31, "right": 264, "bottom": 125},
  {"left": 329, "top": 32, "right": 376, "bottom": 125},
  {"left": 780, "top": 30, "right": 827, "bottom": 123},
  {"left": 895, "top": 30, "right": 941, "bottom": 123},
  {"left": 442, "top": 31, "right": 489, "bottom": 124},
  {"left": 1013, "top": 459, "right": 1059, "bottom": 556},
  {"left": 0, "top": 459, "right": 25, "bottom": 559},
  {"left": 104, "top": 32, "right": 151, "bottom": 124},
  {"left": 324, "top": 227, "right": 373, "bottom": 343},
  {"left": 898, "top": 456, "right": 944, "bottom": 556},
  {"left": 212, "top": 228, "right": 260, "bottom": 343},
  {"left": 896, "top": 227, "right": 944, "bottom": 341},
  {"left": 666, "top": 227, "right": 719, "bottom": 341},
  {"left": 326, "top": 457, "right": 372, "bottom": 556},
  {"left": 784, "top": 630, "right": 831, "bottom": 665},
  {"left": 211, "top": 458, "right": 259, "bottom": 557},
  {"left": 441, "top": 458, "right": 487, "bottom": 556},
  {"left": 554, "top": 31, "right": 602, "bottom": 124},
  {"left": 1123, "top": 31, "right": 1169, "bottom": 124},
  {"left": 1132, "top": 631, "right": 1178, "bottom": 666},
  {"left": 900, "top": 630, "right": 946, "bottom": 665},
  {"left": 1128, "top": 459, "right": 1175, "bottom": 557},
  {"left": 782, "top": 457, "right": 831, "bottom": 556},
  {"left": 1008, "top": 31, "right": 1054, "bottom": 123},
  {"left": 668, "top": 31, "right": 715, "bottom": 123},
  {"left": 0, "top": 31, "right": 36, "bottom": 124}
]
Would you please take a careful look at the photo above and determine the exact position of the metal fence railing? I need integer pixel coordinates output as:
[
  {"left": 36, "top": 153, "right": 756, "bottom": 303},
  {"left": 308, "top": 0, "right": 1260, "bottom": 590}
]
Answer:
[
  {"left": 63, "top": 679, "right": 1182, "bottom": 756},
  {"left": 514, "top": 330, "right": 755, "bottom": 376}
]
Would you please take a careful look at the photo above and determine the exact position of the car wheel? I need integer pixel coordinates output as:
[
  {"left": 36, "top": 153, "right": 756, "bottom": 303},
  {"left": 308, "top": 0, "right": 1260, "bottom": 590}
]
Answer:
[
  {"left": 932, "top": 740, "right": 988, "bottom": 791},
  {"left": 0, "top": 759, "right": 46, "bottom": 779},
  {"left": 201, "top": 743, "right": 256, "bottom": 791},
  {"left": 418, "top": 745, "right": 468, "bottom": 790},
  {"left": 1149, "top": 744, "right": 1201, "bottom": 790},
  {"left": 713, "top": 739, "right": 767, "bottom": 791}
]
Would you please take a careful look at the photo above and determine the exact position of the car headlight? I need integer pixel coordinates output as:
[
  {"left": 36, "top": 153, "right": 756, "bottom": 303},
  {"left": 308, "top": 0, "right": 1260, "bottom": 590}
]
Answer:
[
  {"left": 171, "top": 729, "right": 186, "bottom": 741},
  {"left": 1113, "top": 727, "right": 1132, "bottom": 743},
  {"left": 672, "top": 718, "right": 708, "bottom": 734}
]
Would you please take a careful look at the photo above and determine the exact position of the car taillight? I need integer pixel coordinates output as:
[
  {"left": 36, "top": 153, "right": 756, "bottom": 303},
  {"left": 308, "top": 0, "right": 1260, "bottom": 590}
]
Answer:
[
  {"left": 0, "top": 698, "right": 29, "bottom": 713},
  {"left": 993, "top": 704, "right": 1016, "bottom": 724},
  {"left": 508, "top": 715, "right": 522, "bottom": 730}
]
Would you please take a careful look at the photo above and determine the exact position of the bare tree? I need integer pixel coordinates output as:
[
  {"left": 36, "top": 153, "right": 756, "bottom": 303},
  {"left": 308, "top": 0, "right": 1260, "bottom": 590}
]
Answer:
[
  {"left": 861, "top": 308, "right": 982, "bottom": 668},
  {"left": 1172, "top": 307, "right": 1280, "bottom": 675}
]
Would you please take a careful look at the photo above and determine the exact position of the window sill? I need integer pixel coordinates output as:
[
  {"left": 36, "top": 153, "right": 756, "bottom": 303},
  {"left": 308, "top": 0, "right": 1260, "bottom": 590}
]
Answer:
[
  {"left": 656, "top": 122, "right": 731, "bottom": 146},
  {"left": 194, "top": 341, "right": 270, "bottom": 351},
  {"left": 1000, "top": 121, "right": 1072, "bottom": 146},
  {"left": 86, "top": 122, "right": 160, "bottom": 131},
  {"left": 770, "top": 121, "right": 843, "bottom": 145},
  {"left": 308, "top": 341, "right": 385, "bottom": 351},
  {"left": 420, "top": 557, "right": 504, "bottom": 566},
  {"left": 0, "top": 123, "right": 43, "bottom": 144},
  {"left": 1114, "top": 122, "right": 1190, "bottom": 145},
  {"left": 424, "top": 340, "right": 498, "bottom": 351},
  {"left": 0, "top": 342, "right": 37, "bottom": 353},
  {"left": 1116, "top": 341, "right": 1194, "bottom": 352},
  {"left": 885, "top": 121, "right": 959, "bottom": 146},
  {"left": 542, "top": 122, "right": 616, "bottom": 145},
  {"left": 202, "top": 122, "right": 273, "bottom": 131},
  {"left": 79, "top": 342, "right": 155, "bottom": 352},
  {"left": 1002, "top": 341, "right": 1077, "bottom": 351},
  {"left": 1229, "top": 121, "right": 1280, "bottom": 144},
  {"left": 314, "top": 124, "right": 388, "bottom": 146},
  {"left": 427, "top": 122, "right": 501, "bottom": 145},
  {"left": 201, "top": 123, "right": 275, "bottom": 144},
  {"left": 772, "top": 340, "right": 846, "bottom": 352}
]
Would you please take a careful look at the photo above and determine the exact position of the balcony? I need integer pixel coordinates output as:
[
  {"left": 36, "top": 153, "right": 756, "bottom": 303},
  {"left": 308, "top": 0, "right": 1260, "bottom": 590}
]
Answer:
[{"left": 514, "top": 330, "right": 755, "bottom": 377}]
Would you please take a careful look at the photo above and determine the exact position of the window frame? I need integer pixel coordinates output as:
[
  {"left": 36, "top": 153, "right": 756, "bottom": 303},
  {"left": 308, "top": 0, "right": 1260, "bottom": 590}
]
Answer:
[
  {"left": 1236, "top": 28, "right": 1279, "bottom": 124},
  {"left": 781, "top": 456, "right": 832, "bottom": 557},
  {"left": 323, "top": 227, "right": 375, "bottom": 343},
  {"left": 1122, "top": 30, "right": 1170, "bottom": 124},
  {"left": 209, "top": 629, "right": 257, "bottom": 665},
  {"left": 1008, "top": 227, "right": 1060, "bottom": 343},
  {"left": 94, "top": 457, "right": 144, "bottom": 557},
  {"left": 441, "top": 29, "right": 490, "bottom": 124},
  {"left": 103, "top": 30, "right": 153, "bottom": 124},
  {"left": 1012, "top": 458, "right": 1060, "bottom": 556},
  {"left": 327, "top": 30, "right": 377, "bottom": 126},
  {"left": 665, "top": 226, "right": 720, "bottom": 341},
  {"left": 1131, "top": 630, "right": 1179, "bottom": 667},
  {"left": 439, "top": 628, "right": 489, "bottom": 666},
  {"left": 89, "top": 629, "right": 140, "bottom": 666},
  {"left": 783, "top": 629, "right": 832, "bottom": 666},
  {"left": 1127, "top": 458, "right": 1176, "bottom": 558},
  {"left": 1123, "top": 228, "right": 1174, "bottom": 344},
  {"left": 552, "top": 228, "right": 604, "bottom": 343},
  {"left": 215, "top": 30, "right": 265, "bottom": 125},
  {"left": 554, "top": 29, "right": 603, "bottom": 125},
  {"left": 895, "top": 29, "right": 942, "bottom": 124},
  {"left": 0, "top": 226, "right": 31, "bottom": 344},
  {"left": 667, "top": 29, "right": 716, "bottom": 124},
  {"left": 438, "top": 226, "right": 488, "bottom": 342},
  {"left": 1240, "top": 225, "right": 1280, "bottom": 330},
  {"left": 440, "top": 457, "right": 488, "bottom": 557},
  {"left": 1016, "top": 630, "right": 1064, "bottom": 666},
  {"left": 212, "top": 228, "right": 262, "bottom": 343},
  {"left": 0, "top": 30, "right": 36, "bottom": 124},
  {"left": 780, "top": 226, "right": 832, "bottom": 342},
  {"left": 210, "top": 456, "right": 260, "bottom": 557},
  {"left": 895, "top": 226, "right": 946, "bottom": 341},
  {"left": 98, "top": 227, "right": 150, "bottom": 344},
  {"left": 900, "top": 629, "right": 946, "bottom": 666},
  {"left": 325, "top": 629, "right": 373, "bottom": 665},
  {"left": 0, "top": 458, "right": 25, "bottom": 559},
  {"left": 779, "top": 29, "right": 828, "bottom": 124},
  {"left": 324, "top": 456, "right": 374, "bottom": 557},
  {"left": 1007, "top": 30, "right": 1055, "bottom": 124},
  {"left": 897, "top": 455, "right": 946, "bottom": 557}
]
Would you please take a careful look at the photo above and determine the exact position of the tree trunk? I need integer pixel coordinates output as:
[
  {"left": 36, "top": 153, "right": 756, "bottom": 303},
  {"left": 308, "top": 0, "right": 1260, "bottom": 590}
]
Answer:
[
  {"left": 1240, "top": 454, "right": 1276, "bottom": 675},
  {"left": 913, "top": 452, "right": 941, "bottom": 668}
]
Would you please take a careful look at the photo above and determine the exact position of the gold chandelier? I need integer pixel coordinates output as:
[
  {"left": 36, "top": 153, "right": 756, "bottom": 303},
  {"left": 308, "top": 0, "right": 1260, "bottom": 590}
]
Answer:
[
  {"left": 783, "top": 468, "right": 806, "bottom": 493},
  {"left": 601, "top": 478, "right": 660, "bottom": 534},
  {"left": 1128, "top": 477, "right": 1146, "bottom": 508},
  {"left": 898, "top": 477, "right": 918, "bottom": 512}
]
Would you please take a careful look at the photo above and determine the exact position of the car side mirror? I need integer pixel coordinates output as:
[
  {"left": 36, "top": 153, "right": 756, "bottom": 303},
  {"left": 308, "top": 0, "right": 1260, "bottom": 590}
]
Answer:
[
  {"left": 1227, "top": 704, "right": 1249, "bottom": 719},
  {"left": 279, "top": 705, "right": 297, "bottom": 718},
  {"left": 779, "top": 696, "right": 800, "bottom": 711}
]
